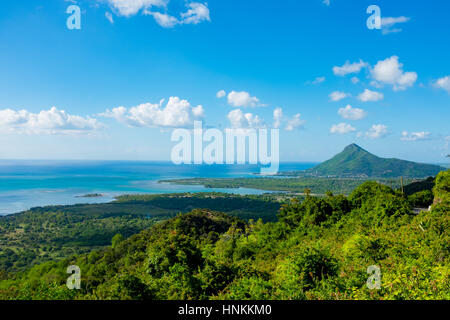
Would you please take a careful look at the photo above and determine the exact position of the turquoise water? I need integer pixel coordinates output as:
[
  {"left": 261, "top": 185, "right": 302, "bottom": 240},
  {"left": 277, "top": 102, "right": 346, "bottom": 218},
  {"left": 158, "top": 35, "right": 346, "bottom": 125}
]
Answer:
[{"left": 0, "top": 161, "right": 316, "bottom": 215}]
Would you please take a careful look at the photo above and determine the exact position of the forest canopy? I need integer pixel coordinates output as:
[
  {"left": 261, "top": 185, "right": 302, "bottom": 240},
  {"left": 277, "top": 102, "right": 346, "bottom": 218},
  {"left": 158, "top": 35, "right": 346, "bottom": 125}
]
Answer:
[{"left": 0, "top": 170, "right": 449, "bottom": 300}]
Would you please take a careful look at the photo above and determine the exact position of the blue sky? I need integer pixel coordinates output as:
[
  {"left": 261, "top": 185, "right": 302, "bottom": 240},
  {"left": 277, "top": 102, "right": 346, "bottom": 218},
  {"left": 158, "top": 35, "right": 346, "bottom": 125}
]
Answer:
[{"left": 0, "top": 0, "right": 449, "bottom": 163}]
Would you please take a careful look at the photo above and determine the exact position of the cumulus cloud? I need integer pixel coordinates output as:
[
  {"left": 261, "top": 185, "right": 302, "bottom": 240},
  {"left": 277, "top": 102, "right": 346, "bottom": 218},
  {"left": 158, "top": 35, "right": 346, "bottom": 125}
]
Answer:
[
  {"left": 144, "top": 2, "right": 210, "bottom": 28},
  {"left": 271, "top": 107, "right": 305, "bottom": 131},
  {"left": 338, "top": 105, "right": 367, "bottom": 120},
  {"left": 285, "top": 113, "right": 305, "bottom": 131},
  {"left": 104, "top": 1, "right": 210, "bottom": 28},
  {"left": 101, "top": 97, "right": 204, "bottom": 128},
  {"left": 227, "top": 109, "right": 264, "bottom": 129},
  {"left": 401, "top": 131, "right": 431, "bottom": 141},
  {"left": 273, "top": 108, "right": 283, "bottom": 129},
  {"left": 329, "top": 91, "right": 349, "bottom": 102},
  {"left": 146, "top": 11, "right": 179, "bottom": 27},
  {"left": 330, "top": 123, "right": 356, "bottom": 135},
  {"left": 227, "top": 91, "right": 260, "bottom": 108},
  {"left": 357, "top": 89, "right": 384, "bottom": 102},
  {"left": 180, "top": 2, "right": 211, "bottom": 25},
  {"left": 227, "top": 107, "right": 303, "bottom": 131},
  {"left": 434, "top": 76, "right": 450, "bottom": 93},
  {"left": 333, "top": 60, "right": 368, "bottom": 76},
  {"left": 381, "top": 16, "right": 410, "bottom": 34},
  {"left": 105, "top": 0, "right": 167, "bottom": 17},
  {"left": 359, "top": 124, "right": 388, "bottom": 139},
  {"left": 0, "top": 107, "right": 103, "bottom": 135},
  {"left": 370, "top": 56, "right": 417, "bottom": 91},
  {"left": 216, "top": 90, "right": 226, "bottom": 98}
]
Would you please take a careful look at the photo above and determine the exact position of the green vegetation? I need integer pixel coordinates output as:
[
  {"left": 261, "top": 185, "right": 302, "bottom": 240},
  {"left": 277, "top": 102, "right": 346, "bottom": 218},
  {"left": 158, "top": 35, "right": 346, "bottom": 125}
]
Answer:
[
  {"left": 408, "top": 190, "right": 434, "bottom": 208},
  {"left": 305, "top": 144, "right": 444, "bottom": 178},
  {"left": 403, "top": 177, "right": 435, "bottom": 196},
  {"left": 1, "top": 170, "right": 448, "bottom": 300},
  {"left": 0, "top": 193, "right": 281, "bottom": 273},
  {"left": 76, "top": 193, "right": 104, "bottom": 198},
  {"left": 161, "top": 176, "right": 411, "bottom": 195}
]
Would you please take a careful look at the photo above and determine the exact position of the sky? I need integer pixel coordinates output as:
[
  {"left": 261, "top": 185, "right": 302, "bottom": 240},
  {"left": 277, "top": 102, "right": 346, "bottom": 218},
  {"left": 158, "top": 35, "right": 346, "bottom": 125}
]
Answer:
[{"left": 0, "top": 0, "right": 449, "bottom": 163}]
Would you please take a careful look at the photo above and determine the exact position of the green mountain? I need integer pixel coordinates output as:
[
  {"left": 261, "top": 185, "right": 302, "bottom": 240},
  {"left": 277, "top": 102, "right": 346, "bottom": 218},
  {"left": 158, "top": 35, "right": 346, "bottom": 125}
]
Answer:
[{"left": 308, "top": 144, "right": 444, "bottom": 178}]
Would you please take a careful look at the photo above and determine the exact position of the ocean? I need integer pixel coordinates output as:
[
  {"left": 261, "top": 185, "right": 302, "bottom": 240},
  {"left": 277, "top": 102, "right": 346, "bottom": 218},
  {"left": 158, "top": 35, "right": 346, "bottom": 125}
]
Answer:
[{"left": 0, "top": 161, "right": 316, "bottom": 215}]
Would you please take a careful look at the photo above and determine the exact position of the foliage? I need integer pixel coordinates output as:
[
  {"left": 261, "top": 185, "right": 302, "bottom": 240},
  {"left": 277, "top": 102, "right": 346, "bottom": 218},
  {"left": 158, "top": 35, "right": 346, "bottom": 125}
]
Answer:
[
  {"left": 162, "top": 177, "right": 409, "bottom": 196},
  {"left": 0, "top": 193, "right": 280, "bottom": 272},
  {"left": 408, "top": 190, "right": 434, "bottom": 207},
  {"left": 1, "top": 171, "right": 449, "bottom": 300}
]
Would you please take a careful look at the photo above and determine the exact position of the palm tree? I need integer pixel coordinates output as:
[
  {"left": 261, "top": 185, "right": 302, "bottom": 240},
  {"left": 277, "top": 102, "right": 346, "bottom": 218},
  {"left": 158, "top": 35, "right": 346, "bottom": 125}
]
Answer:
[{"left": 304, "top": 188, "right": 311, "bottom": 197}]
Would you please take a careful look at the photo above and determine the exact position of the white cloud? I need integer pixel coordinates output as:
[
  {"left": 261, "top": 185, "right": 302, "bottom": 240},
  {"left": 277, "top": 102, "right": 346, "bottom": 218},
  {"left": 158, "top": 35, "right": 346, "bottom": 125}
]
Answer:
[
  {"left": 357, "top": 89, "right": 384, "bottom": 102},
  {"left": 180, "top": 2, "right": 211, "bottom": 25},
  {"left": 285, "top": 113, "right": 305, "bottom": 131},
  {"left": 146, "top": 11, "right": 179, "bottom": 27},
  {"left": 434, "top": 76, "right": 450, "bottom": 93},
  {"left": 401, "top": 131, "right": 431, "bottom": 141},
  {"left": 311, "top": 76, "right": 326, "bottom": 84},
  {"left": 333, "top": 60, "right": 368, "bottom": 76},
  {"left": 329, "top": 91, "right": 349, "bottom": 102},
  {"left": 330, "top": 123, "right": 356, "bottom": 135},
  {"left": 101, "top": 97, "right": 204, "bottom": 128},
  {"left": 273, "top": 107, "right": 283, "bottom": 129},
  {"left": 104, "top": 1, "right": 210, "bottom": 28},
  {"left": 227, "top": 109, "right": 264, "bottom": 129},
  {"left": 216, "top": 90, "right": 226, "bottom": 98},
  {"left": 144, "top": 2, "right": 210, "bottom": 28},
  {"left": 271, "top": 107, "right": 304, "bottom": 131},
  {"left": 105, "top": 12, "right": 114, "bottom": 23},
  {"left": 322, "top": 0, "right": 330, "bottom": 6},
  {"left": 370, "top": 56, "right": 417, "bottom": 91},
  {"left": 359, "top": 124, "right": 388, "bottom": 139},
  {"left": 227, "top": 91, "right": 260, "bottom": 108},
  {"left": 381, "top": 16, "right": 410, "bottom": 34},
  {"left": 0, "top": 107, "right": 103, "bottom": 135},
  {"left": 106, "top": 0, "right": 167, "bottom": 17},
  {"left": 351, "top": 77, "right": 360, "bottom": 84},
  {"left": 338, "top": 105, "right": 367, "bottom": 120}
]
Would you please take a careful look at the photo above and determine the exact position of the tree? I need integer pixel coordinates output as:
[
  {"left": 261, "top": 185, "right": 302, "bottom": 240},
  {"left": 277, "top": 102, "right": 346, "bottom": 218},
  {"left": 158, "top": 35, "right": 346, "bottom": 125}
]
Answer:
[
  {"left": 304, "top": 188, "right": 311, "bottom": 197},
  {"left": 111, "top": 234, "right": 124, "bottom": 249}
]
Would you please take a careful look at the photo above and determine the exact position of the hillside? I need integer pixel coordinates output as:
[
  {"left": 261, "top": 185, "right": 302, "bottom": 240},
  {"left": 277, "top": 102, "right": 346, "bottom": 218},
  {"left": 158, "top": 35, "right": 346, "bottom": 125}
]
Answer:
[
  {"left": 1, "top": 170, "right": 448, "bottom": 300},
  {"left": 0, "top": 193, "right": 280, "bottom": 273},
  {"left": 307, "top": 144, "right": 444, "bottom": 178}
]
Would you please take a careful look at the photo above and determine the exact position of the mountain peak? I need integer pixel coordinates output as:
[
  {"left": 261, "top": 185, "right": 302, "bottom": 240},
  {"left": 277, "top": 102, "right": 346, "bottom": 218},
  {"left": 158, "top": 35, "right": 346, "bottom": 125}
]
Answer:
[
  {"left": 308, "top": 144, "right": 443, "bottom": 178},
  {"left": 344, "top": 143, "right": 365, "bottom": 152}
]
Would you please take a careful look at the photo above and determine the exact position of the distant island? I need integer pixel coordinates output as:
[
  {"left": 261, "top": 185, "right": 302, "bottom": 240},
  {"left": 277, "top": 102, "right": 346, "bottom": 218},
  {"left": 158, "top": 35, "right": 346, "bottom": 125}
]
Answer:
[
  {"left": 295, "top": 144, "right": 444, "bottom": 178},
  {"left": 76, "top": 193, "right": 104, "bottom": 198}
]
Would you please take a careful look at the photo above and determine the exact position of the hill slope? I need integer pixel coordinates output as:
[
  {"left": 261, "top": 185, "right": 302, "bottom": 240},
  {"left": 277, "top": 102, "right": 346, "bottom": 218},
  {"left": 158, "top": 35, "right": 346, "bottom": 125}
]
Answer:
[
  {"left": 308, "top": 144, "right": 444, "bottom": 178},
  {"left": 1, "top": 170, "right": 449, "bottom": 300}
]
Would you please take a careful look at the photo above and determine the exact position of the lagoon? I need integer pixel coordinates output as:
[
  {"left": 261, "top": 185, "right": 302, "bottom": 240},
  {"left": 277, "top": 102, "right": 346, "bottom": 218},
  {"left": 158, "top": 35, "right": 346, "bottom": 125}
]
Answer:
[{"left": 0, "top": 161, "right": 316, "bottom": 215}]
